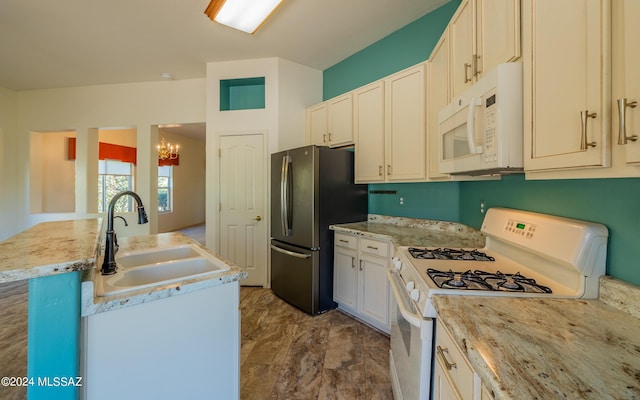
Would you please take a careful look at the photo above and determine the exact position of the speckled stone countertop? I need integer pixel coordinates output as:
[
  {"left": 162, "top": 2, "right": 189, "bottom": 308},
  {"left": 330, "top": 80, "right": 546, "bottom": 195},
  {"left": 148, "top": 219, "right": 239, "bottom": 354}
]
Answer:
[
  {"left": 432, "top": 275, "right": 640, "bottom": 400},
  {"left": 330, "top": 214, "right": 486, "bottom": 249},
  {"left": 81, "top": 232, "right": 247, "bottom": 316},
  {"left": 0, "top": 219, "right": 102, "bottom": 283}
]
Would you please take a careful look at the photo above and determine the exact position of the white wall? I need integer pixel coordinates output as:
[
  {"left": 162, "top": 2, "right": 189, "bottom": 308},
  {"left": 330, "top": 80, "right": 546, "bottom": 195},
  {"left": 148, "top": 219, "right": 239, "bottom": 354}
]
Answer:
[
  {"left": 0, "top": 87, "right": 18, "bottom": 241},
  {"left": 9, "top": 79, "right": 206, "bottom": 238},
  {"left": 205, "top": 57, "right": 321, "bottom": 251},
  {"left": 157, "top": 131, "right": 206, "bottom": 233}
]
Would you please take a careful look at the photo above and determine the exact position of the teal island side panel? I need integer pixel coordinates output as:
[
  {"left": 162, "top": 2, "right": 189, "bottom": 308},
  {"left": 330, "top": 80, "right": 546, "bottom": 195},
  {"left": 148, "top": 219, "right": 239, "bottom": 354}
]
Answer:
[{"left": 28, "top": 272, "right": 81, "bottom": 400}]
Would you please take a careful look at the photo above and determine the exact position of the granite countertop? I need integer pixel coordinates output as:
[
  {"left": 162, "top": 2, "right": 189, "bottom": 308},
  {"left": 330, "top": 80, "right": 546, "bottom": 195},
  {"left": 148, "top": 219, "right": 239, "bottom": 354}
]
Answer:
[
  {"left": 432, "top": 276, "right": 640, "bottom": 400},
  {"left": 81, "top": 232, "right": 247, "bottom": 316},
  {"left": 0, "top": 219, "right": 103, "bottom": 283},
  {"left": 330, "top": 214, "right": 486, "bottom": 249}
]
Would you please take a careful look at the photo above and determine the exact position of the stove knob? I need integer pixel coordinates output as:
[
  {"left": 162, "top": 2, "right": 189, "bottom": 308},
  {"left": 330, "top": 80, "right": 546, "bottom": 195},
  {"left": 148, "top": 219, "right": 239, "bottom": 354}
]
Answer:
[
  {"left": 406, "top": 281, "right": 415, "bottom": 291},
  {"left": 392, "top": 257, "right": 402, "bottom": 270},
  {"left": 410, "top": 289, "right": 421, "bottom": 302}
]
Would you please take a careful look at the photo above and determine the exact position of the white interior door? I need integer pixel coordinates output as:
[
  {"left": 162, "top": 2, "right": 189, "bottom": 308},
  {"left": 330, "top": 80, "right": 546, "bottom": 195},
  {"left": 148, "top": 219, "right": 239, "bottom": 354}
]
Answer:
[{"left": 218, "top": 134, "right": 266, "bottom": 286}]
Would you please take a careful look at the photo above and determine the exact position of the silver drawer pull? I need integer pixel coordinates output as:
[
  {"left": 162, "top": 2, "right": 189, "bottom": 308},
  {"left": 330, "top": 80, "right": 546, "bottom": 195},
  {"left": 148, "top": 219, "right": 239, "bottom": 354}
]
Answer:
[
  {"left": 339, "top": 239, "right": 349, "bottom": 243},
  {"left": 436, "top": 345, "right": 457, "bottom": 370},
  {"left": 366, "top": 245, "right": 378, "bottom": 250},
  {"left": 580, "top": 110, "right": 597, "bottom": 150},
  {"left": 617, "top": 98, "right": 638, "bottom": 145}
]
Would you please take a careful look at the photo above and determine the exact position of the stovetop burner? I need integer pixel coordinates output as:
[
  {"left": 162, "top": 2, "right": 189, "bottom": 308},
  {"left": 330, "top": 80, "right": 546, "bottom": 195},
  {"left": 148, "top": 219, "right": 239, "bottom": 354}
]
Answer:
[
  {"left": 409, "top": 247, "right": 495, "bottom": 261},
  {"left": 426, "top": 268, "right": 553, "bottom": 293}
]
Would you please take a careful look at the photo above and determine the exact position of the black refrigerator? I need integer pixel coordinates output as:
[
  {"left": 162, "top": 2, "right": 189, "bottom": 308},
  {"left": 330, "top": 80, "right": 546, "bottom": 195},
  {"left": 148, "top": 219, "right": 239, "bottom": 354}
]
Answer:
[{"left": 270, "top": 145, "right": 368, "bottom": 315}]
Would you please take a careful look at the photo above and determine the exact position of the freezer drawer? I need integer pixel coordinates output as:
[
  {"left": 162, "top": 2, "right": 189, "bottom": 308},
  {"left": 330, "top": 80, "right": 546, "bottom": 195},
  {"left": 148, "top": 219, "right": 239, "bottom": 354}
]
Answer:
[{"left": 270, "top": 240, "right": 319, "bottom": 314}]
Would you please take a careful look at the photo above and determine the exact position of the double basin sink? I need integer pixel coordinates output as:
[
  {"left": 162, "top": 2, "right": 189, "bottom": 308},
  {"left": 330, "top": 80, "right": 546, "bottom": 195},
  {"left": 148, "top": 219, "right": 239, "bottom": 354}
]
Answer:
[{"left": 96, "top": 244, "right": 231, "bottom": 297}]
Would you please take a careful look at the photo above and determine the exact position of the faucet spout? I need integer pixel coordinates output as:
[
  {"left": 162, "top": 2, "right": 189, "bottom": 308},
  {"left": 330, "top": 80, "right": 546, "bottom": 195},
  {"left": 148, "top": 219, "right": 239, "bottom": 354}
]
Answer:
[{"left": 101, "top": 191, "right": 149, "bottom": 275}]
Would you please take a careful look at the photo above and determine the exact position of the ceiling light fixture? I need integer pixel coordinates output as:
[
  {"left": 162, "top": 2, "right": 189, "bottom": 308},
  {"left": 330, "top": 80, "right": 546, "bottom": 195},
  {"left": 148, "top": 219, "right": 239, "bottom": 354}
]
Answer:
[{"left": 204, "top": 0, "right": 284, "bottom": 34}]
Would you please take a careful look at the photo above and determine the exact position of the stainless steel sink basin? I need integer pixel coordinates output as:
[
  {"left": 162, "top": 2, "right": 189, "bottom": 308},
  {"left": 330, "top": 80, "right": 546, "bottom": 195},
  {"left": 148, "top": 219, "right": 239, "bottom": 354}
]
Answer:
[{"left": 96, "top": 244, "right": 231, "bottom": 297}]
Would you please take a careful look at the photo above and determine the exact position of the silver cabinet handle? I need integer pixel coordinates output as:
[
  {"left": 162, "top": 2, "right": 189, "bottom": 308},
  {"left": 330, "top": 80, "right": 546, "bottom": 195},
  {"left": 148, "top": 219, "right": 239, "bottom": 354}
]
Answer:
[
  {"left": 366, "top": 245, "right": 378, "bottom": 250},
  {"left": 473, "top": 54, "right": 481, "bottom": 77},
  {"left": 436, "top": 345, "right": 457, "bottom": 370},
  {"left": 464, "top": 62, "right": 472, "bottom": 83},
  {"left": 580, "top": 110, "right": 598, "bottom": 150},
  {"left": 617, "top": 98, "right": 638, "bottom": 145},
  {"left": 323, "top": 134, "right": 327, "bottom": 143},
  {"left": 387, "top": 164, "right": 391, "bottom": 175},
  {"left": 359, "top": 259, "right": 363, "bottom": 271},
  {"left": 378, "top": 165, "right": 383, "bottom": 176},
  {"left": 270, "top": 244, "right": 311, "bottom": 259},
  {"left": 351, "top": 256, "right": 355, "bottom": 268}
]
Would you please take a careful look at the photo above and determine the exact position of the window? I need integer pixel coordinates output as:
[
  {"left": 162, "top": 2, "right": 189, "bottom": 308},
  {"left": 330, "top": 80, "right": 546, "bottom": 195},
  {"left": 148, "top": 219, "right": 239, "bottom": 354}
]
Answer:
[
  {"left": 158, "top": 166, "right": 173, "bottom": 213},
  {"left": 98, "top": 159, "right": 134, "bottom": 212}
]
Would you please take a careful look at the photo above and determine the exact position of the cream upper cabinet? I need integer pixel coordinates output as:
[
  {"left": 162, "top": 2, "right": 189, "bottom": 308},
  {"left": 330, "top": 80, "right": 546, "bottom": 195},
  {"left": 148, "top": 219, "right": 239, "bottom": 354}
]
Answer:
[
  {"left": 450, "top": 0, "right": 521, "bottom": 99},
  {"left": 427, "top": 30, "right": 451, "bottom": 181},
  {"left": 354, "top": 81, "right": 386, "bottom": 182},
  {"left": 385, "top": 63, "right": 427, "bottom": 181},
  {"left": 305, "top": 93, "right": 353, "bottom": 147},
  {"left": 523, "top": 0, "right": 611, "bottom": 172},
  {"left": 613, "top": 0, "right": 640, "bottom": 164},
  {"left": 354, "top": 63, "right": 426, "bottom": 183}
]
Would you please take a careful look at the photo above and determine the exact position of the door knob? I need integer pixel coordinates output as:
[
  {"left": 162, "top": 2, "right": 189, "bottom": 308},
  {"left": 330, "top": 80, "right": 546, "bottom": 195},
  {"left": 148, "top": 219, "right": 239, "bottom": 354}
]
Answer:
[{"left": 253, "top": 216, "right": 262, "bottom": 221}]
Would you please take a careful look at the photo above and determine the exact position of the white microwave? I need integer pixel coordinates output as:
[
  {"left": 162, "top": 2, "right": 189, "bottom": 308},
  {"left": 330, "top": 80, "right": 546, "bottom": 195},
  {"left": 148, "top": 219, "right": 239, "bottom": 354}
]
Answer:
[{"left": 438, "top": 62, "right": 523, "bottom": 175}]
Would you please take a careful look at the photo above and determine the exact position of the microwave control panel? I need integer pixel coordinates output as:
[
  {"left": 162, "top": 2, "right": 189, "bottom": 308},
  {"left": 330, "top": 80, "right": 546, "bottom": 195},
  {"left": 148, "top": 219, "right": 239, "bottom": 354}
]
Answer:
[{"left": 484, "top": 93, "right": 497, "bottom": 164}]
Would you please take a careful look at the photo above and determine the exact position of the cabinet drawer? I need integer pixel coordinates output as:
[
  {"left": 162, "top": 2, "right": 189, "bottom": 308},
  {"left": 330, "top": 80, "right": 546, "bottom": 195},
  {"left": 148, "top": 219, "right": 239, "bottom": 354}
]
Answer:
[
  {"left": 359, "top": 238, "right": 389, "bottom": 258},
  {"left": 335, "top": 233, "right": 357, "bottom": 250},
  {"left": 435, "top": 322, "right": 474, "bottom": 400}
]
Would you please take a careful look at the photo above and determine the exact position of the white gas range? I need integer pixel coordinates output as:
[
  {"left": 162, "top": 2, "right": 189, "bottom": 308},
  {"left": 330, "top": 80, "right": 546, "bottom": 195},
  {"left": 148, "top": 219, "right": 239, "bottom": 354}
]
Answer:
[{"left": 387, "top": 207, "right": 609, "bottom": 400}]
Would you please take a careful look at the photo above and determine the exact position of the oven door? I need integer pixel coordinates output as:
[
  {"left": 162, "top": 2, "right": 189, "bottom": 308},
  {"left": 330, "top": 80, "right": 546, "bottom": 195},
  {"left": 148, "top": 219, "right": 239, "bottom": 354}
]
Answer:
[{"left": 387, "top": 269, "right": 433, "bottom": 400}]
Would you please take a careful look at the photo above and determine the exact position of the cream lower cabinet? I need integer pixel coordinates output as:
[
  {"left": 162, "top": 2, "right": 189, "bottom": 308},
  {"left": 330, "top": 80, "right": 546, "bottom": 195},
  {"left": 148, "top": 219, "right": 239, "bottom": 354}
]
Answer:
[
  {"left": 433, "top": 321, "right": 485, "bottom": 400},
  {"left": 523, "top": 0, "right": 610, "bottom": 172},
  {"left": 354, "top": 63, "right": 426, "bottom": 183},
  {"left": 333, "top": 232, "right": 391, "bottom": 333}
]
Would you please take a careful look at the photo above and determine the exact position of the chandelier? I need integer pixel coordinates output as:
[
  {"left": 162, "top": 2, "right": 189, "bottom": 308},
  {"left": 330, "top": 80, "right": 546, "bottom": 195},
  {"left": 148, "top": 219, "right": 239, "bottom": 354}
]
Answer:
[{"left": 157, "top": 136, "right": 179, "bottom": 160}]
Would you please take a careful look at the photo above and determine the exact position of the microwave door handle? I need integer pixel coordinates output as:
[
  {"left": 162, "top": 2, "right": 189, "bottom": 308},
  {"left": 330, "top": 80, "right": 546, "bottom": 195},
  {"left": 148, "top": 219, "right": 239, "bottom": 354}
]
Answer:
[{"left": 466, "top": 97, "right": 484, "bottom": 154}]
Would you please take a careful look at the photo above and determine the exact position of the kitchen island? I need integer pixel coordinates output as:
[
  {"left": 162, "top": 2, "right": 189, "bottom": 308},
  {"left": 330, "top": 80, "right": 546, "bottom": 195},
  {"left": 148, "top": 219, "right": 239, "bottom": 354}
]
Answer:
[{"left": 432, "top": 276, "right": 640, "bottom": 400}]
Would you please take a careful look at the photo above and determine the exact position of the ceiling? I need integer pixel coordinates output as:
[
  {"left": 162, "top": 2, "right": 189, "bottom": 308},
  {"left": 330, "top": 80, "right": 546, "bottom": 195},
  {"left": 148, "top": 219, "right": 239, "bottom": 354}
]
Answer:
[{"left": 0, "top": 0, "right": 448, "bottom": 92}]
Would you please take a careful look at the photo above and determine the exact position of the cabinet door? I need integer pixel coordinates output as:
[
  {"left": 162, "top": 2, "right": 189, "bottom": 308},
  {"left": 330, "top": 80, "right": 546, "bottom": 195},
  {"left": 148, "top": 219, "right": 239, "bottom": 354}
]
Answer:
[
  {"left": 333, "top": 245, "right": 358, "bottom": 311},
  {"left": 358, "top": 253, "right": 389, "bottom": 327},
  {"left": 523, "top": 0, "right": 611, "bottom": 171},
  {"left": 427, "top": 32, "right": 451, "bottom": 180},
  {"left": 450, "top": 0, "right": 474, "bottom": 99},
  {"left": 354, "top": 81, "right": 386, "bottom": 182},
  {"left": 617, "top": 0, "right": 640, "bottom": 163},
  {"left": 433, "top": 356, "right": 463, "bottom": 400},
  {"left": 477, "top": 0, "right": 521, "bottom": 76},
  {"left": 385, "top": 64, "right": 426, "bottom": 181},
  {"left": 306, "top": 103, "right": 328, "bottom": 146},
  {"left": 327, "top": 93, "right": 353, "bottom": 147}
]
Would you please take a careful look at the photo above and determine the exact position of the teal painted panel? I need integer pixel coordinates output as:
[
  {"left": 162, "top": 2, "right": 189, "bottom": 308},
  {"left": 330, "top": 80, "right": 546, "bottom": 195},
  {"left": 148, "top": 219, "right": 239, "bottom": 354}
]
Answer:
[
  {"left": 369, "top": 182, "right": 460, "bottom": 221},
  {"left": 220, "top": 77, "right": 265, "bottom": 110},
  {"left": 459, "top": 175, "right": 640, "bottom": 286},
  {"left": 28, "top": 272, "right": 81, "bottom": 400},
  {"left": 323, "top": 0, "right": 461, "bottom": 99}
]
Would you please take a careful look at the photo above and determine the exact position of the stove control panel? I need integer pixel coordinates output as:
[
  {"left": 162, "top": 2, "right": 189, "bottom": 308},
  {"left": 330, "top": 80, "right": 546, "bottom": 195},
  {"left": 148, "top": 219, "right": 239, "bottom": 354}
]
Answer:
[{"left": 505, "top": 219, "right": 536, "bottom": 239}]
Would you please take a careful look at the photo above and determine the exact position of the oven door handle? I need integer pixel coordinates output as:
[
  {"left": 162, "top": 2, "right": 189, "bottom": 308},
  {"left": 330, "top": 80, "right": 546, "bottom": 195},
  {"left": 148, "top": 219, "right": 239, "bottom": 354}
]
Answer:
[{"left": 387, "top": 269, "right": 424, "bottom": 328}]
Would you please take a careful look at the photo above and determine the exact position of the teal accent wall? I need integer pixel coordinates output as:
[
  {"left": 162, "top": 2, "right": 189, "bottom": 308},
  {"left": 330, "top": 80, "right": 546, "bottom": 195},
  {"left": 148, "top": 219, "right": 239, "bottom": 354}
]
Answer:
[
  {"left": 322, "top": 0, "right": 640, "bottom": 286},
  {"left": 323, "top": 0, "right": 462, "bottom": 100},
  {"left": 220, "top": 77, "right": 265, "bottom": 110},
  {"left": 28, "top": 272, "right": 81, "bottom": 400}
]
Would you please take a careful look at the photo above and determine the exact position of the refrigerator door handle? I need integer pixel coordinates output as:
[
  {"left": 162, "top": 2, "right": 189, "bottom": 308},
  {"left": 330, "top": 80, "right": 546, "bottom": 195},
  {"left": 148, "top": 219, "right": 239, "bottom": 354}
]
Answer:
[
  {"left": 270, "top": 244, "right": 311, "bottom": 259},
  {"left": 280, "top": 155, "right": 292, "bottom": 236}
]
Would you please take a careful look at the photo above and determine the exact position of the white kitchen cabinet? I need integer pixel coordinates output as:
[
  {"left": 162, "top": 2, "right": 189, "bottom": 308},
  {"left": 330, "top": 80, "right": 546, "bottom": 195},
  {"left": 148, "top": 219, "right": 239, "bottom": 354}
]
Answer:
[
  {"left": 613, "top": 0, "right": 640, "bottom": 164},
  {"left": 81, "top": 282, "right": 240, "bottom": 400},
  {"left": 522, "top": 0, "right": 611, "bottom": 172},
  {"left": 354, "top": 81, "right": 386, "bottom": 182},
  {"left": 333, "top": 232, "right": 391, "bottom": 333},
  {"left": 306, "top": 92, "right": 353, "bottom": 147},
  {"left": 450, "top": 0, "right": 521, "bottom": 99},
  {"left": 427, "top": 31, "right": 451, "bottom": 181},
  {"left": 354, "top": 63, "right": 426, "bottom": 183},
  {"left": 433, "top": 321, "right": 484, "bottom": 400}
]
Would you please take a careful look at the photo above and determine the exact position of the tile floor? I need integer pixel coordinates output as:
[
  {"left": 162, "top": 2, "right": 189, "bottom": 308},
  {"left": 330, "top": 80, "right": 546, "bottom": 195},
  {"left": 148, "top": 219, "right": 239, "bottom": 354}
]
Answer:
[{"left": 240, "top": 287, "right": 393, "bottom": 400}]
